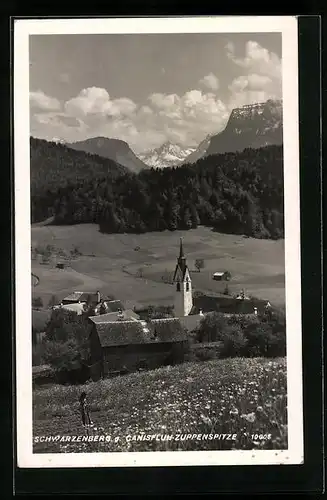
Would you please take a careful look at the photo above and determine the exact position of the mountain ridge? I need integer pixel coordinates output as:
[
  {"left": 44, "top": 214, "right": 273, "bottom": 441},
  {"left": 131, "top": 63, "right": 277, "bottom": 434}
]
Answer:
[
  {"left": 68, "top": 136, "right": 149, "bottom": 174},
  {"left": 182, "top": 99, "right": 283, "bottom": 165}
]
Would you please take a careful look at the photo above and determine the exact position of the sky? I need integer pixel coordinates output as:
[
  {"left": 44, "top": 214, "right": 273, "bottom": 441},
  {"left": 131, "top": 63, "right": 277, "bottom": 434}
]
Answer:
[{"left": 29, "top": 32, "right": 282, "bottom": 153}]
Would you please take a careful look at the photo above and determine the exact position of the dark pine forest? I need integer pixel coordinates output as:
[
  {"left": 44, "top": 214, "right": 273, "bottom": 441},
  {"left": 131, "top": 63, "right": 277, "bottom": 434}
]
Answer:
[{"left": 31, "top": 137, "right": 284, "bottom": 240}]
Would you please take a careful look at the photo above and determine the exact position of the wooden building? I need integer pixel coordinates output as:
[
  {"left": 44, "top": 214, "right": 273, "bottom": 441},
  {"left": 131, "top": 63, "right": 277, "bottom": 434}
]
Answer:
[{"left": 88, "top": 317, "right": 188, "bottom": 380}]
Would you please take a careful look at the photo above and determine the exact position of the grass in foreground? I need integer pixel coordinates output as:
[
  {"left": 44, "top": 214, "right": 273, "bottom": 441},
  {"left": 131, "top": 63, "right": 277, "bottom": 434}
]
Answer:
[{"left": 33, "top": 357, "right": 287, "bottom": 453}]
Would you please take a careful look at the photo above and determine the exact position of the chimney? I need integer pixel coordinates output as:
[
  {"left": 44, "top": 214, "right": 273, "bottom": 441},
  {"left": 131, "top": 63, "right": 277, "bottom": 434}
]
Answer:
[
  {"left": 96, "top": 291, "right": 100, "bottom": 303},
  {"left": 254, "top": 307, "right": 258, "bottom": 316}
]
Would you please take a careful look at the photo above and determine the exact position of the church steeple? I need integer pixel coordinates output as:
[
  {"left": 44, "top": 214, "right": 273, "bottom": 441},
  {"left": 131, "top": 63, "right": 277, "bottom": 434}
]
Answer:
[
  {"left": 179, "top": 237, "right": 184, "bottom": 260},
  {"left": 173, "top": 238, "right": 193, "bottom": 317},
  {"left": 177, "top": 237, "right": 187, "bottom": 274}
]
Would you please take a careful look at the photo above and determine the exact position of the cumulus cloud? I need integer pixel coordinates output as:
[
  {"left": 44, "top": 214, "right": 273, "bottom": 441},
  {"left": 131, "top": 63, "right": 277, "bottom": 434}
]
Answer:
[
  {"left": 31, "top": 40, "right": 281, "bottom": 153},
  {"left": 226, "top": 40, "right": 282, "bottom": 110},
  {"left": 65, "top": 87, "right": 137, "bottom": 121},
  {"left": 30, "top": 90, "right": 61, "bottom": 111},
  {"left": 226, "top": 40, "right": 282, "bottom": 80},
  {"left": 199, "top": 73, "right": 219, "bottom": 91},
  {"left": 31, "top": 85, "right": 229, "bottom": 151}
]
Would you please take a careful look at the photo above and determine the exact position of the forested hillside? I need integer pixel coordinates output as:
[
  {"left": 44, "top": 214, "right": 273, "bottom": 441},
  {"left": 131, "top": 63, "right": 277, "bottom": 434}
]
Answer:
[
  {"left": 31, "top": 139, "right": 284, "bottom": 240},
  {"left": 30, "top": 137, "right": 128, "bottom": 222}
]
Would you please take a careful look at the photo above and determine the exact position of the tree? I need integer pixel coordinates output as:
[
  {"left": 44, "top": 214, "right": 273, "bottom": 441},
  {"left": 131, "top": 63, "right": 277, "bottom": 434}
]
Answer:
[
  {"left": 137, "top": 267, "right": 144, "bottom": 278},
  {"left": 48, "top": 295, "right": 58, "bottom": 308},
  {"left": 32, "top": 296, "right": 43, "bottom": 309},
  {"left": 42, "top": 338, "right": 82, "bottom": 371},
  {"left": 197, "top": 312, "right": 228, "bottom": 343},
  {"left": 195, "top": 258, "right": 205, "bottom": 272}
]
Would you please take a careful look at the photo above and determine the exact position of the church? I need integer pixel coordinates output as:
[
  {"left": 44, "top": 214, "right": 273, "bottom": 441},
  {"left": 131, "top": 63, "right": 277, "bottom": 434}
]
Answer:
[
  {"left": 173, "top": 238, "right": 194, "bottom": 317},
  {"left": 171, "top": 238, "right": 271, "bottom": 318}
]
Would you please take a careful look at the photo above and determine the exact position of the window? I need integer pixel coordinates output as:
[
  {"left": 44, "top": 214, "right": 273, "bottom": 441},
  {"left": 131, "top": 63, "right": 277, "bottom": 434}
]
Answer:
[
  {"left": 176, "top": 282, "right": 181, "bottom": 291},
  {"left": 186, "top": 282, "right": 190, "bottom": 291}
]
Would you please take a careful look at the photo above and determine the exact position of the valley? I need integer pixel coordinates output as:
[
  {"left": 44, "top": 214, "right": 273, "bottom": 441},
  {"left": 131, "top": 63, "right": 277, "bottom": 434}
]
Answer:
[{"left": 31, "top": 224, "right": 285, "bottom": 309}]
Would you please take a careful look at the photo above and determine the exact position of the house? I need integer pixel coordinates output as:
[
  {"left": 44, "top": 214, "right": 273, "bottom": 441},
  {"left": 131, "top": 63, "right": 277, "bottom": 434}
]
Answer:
[
  {"left": 191, "top": 294, "right": 270, "bottom": 315},
  {"left": 89, "top": 309, "right": 140, "bottom": 324},
  {"left": 88, "top": 317, "right": 188, "bottom": 380},
  {"left": 61, "top": 291, "right": 101, "bottom": 305},
  {"left": 212, "top": 271, "right": 231, "bottom": 281},
  {"left": 55, "top": 302, "right": 86, "bottom": 316}
]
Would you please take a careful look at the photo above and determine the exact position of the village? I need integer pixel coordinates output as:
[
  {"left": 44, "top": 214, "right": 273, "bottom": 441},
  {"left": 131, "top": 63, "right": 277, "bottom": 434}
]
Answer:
[{"left": 32, "top": 238, "right": 273, "bottom": 384}]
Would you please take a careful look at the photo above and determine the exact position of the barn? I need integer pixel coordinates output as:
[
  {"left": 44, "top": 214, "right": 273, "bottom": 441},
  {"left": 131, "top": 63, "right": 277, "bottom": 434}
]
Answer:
[
  {"left": 212, "top": 271, "right": 231, "bottom": 281},
  {"left": 88, "top": 317, "right": 188, "bottom": 380}
]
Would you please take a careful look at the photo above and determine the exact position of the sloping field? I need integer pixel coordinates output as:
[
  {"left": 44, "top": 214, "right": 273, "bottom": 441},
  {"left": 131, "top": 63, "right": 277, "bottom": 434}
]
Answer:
[
  {"left": 33, "top": 357, "right": 287, "bottom": 453},
  {"left": 31, "top": 224, "right": 285, "bottom": 307}
]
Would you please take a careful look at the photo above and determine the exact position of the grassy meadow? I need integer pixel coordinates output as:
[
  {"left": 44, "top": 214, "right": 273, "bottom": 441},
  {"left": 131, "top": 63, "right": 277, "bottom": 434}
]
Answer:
[
  {"left": 33, "top": 357, "right": 287, "bottom": 453},
  {"left": 31, "top": 224, "right": 285, "bottom": 308}
]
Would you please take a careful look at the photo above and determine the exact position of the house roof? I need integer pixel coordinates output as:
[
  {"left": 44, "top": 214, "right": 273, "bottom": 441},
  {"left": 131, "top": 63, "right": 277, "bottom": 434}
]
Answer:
[
  {"left": 63, "top": 291, "right": 100, "bottom": 303},
  {"left": 89, "top": 309, "right": 140, "bottom": 324},
  {"left": 94, "top": 318, "right": 187, "bottom": 347},
  {"left": 105, "top": 300, "right": 125, "bottom": 312},
  {"left": 213, "top": 272, "right": 226, "bottom": 276},
  {"left": 60, "top": 302, "right": 85, "bottom": 315},
  {"left": 192, "top": 295, "right": 269, "bottom": 315},
  {"left": 95, "top": 320, "right": 153, "bottom": 347}
]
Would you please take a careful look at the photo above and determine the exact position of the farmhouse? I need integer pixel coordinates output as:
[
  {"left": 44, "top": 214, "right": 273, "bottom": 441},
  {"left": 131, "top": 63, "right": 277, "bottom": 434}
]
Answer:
[
  {"left": 212, "top": 271, "right": 231, "bottom": 281},
  {"left": 55, "top": 291, "right": 125, "bottom": 316},
  {"left": 88, "top": 317, "right": 188, "bottom": 380}
]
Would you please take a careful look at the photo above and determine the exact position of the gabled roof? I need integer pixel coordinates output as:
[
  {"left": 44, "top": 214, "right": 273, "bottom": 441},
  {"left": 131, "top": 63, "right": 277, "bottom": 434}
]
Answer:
[
  {"left": 94, "top": 320, "right": 153, "bottom": 347},
  {"left": 94, "top": 318, "right": 187, "bottom": 347},
  {"left": 105, "top": 300, "right": 125, "bottom": 312},
  {"left": 192, "top": 295, "right": 269, "bottom": 314},
  {"left": 89, "top": 309, "right": 139, "bottom": 324},
  {"left": 63, "top": 291, "right": 99, "bottom": 303},
  {"left": 60, "top": 302, "right": 85, "bottom": 315}
]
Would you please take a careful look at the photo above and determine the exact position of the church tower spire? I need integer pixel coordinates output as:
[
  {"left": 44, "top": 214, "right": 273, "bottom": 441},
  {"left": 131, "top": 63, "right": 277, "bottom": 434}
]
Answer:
[
  {"left": 173, "top": 238, "right": 193, "bottom": 317},
  {"left": 179, "top": 237, "right": 184, "bottom": 259}
]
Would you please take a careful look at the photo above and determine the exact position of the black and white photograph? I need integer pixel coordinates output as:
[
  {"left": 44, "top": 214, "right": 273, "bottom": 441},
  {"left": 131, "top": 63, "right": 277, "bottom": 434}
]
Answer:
[{"left": 14, "top": 16, "right": 303, "bottom": 468}]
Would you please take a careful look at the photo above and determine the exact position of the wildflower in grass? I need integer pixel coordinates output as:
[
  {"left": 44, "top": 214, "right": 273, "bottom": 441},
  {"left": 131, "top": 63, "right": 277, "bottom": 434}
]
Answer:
[
  {"left": 229, "top": 408, "right": 239, "bottom": 417},
  {"left": 200, "top": 414, "right": 212, "bottom": 426},
  {"left": 256, "top": 406, "right": 264, "bottom": 413},
  {"left": 241, "top": 412, "right": 256, "bottom": 423}
]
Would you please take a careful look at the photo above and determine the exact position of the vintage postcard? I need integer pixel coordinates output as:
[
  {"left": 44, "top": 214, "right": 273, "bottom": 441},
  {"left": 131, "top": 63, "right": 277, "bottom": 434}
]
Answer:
[{"left": 14, "top": 16, "right": 303, "bottom": 468}]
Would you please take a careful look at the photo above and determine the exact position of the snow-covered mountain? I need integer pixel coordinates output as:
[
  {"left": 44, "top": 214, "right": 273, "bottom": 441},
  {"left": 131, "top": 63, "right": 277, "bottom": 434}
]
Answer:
[
  {"left": 51, "top": 137, "right": 66, "bottom": 145},
  {"left": 138, "top": 142, "right": 196, "bottom": 169}
]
